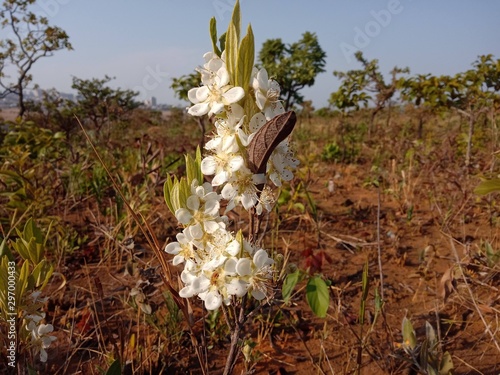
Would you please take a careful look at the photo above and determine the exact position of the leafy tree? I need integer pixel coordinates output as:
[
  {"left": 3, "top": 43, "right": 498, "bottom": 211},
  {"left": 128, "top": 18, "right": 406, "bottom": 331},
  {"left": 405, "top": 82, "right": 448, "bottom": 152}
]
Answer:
[
  {"left": 330, "top": 68, "right": 370, "bottom": 114},
  {"left": 353, "top": 51, "right": 408, "bottom": 133},
  {"left": 70, "top": 75, "right": 139, "bottom": 138},
  {"left": 0, "top": 0, "right": 72, "bottom": 116},
  {"left": 443, "top": 55, "right": 500, "bottom": 166},
  {"left": 24, "top": 88, "right": 77, "bottom": 139},
  {"left": 329, "top": 68, "right": 370, "bottom": 158},
  {"left": 171, "top": 72, "right": 201, "bottom": 102},
  {"left": 398, "top": 74, "right": 449, "bottom": 138},
  {"left": 258, "top": 31, "right": 326, "bottom": 110}
]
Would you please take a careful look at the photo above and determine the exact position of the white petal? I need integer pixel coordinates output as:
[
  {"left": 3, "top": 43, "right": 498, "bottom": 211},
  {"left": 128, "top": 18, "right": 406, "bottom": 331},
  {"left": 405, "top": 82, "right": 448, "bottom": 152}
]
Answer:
[
  {"left": 188, "top": 87, "right": 200, "bottom": 104},
  {"left": 188, "top": 102, "right": 210, "bottom": 116},
  {"left": 224, "top": 258, "right": 237, "bottom": 274},
  {"left": 209, "top": 102, "right": 225, "bottom": 116},
  {"left": 221, "top": 183, "right": 237, "bottom": 200},
  {"left": 165, "top": 242, "right": 180, "bottom": 255},
  {"left": 251, "top": 289, "right": 266, "bottom": 301},
  {"left": 40, "top": 348, "right": 48, "bottom": 363},
  {"left": 253, "top": 249, "right": 274, "bottom": 268},
  {"left": 223, "top": 87, "right": 245, "bottom": 104},
  {"left": 201, "top": 156, "right": 217, "bottom": 175},
  {"left": 257, "top": 69, "right": 269, "bottom": 89},
  {"left": 227, "top": 279, "right": 249, "bottom": 297},
  {"left": 205, "top": 137, "right": 221, "bottom": 151},
  {"left": 212, "top": 171, "right": 229, "bottom": 186},
  {"left": 179, "top": 285, "right": 196, "bottom": 298},
  {"left": 254, "top": 90, "right": 267, "bottom": 110},
  {"left": 204, "top": 220, "right": 220, "bottom": 234},
  {"left": 228, "top": 155, "right": 244, "bottom": 172},
  {"left": 172, "top": 255, "right": 185, "bottom": 265},
  {"left": 195, "top": 86, "right": 210, "bottom": 102},
  {"left": 226, "top": 240, "right": 241, "bottom": 256},
  {"left": 187, "top": 223, "right": 204, "bottom": 240},
  {"left": 236, "top": 258, "right": 252, "bottom": 276},
  {"left": 216, "top": 67, "right": 230, "bottom": 86},
  {"left": 241, "top": 193, "right": 257, "bottom": 210},
  {"left": 204, "top": 199, "right": 220, "bottom": 216},
  {"left": 192, "top": 276, "right": 210, "bottom": 294},
  {"left": 38, "top": 324, "right": 54, "bottom": 335},
  {"left": 205, "top": 291, "right": 222, "bottom": 310},
  {"left": 186, "top": 195, "right": 200, "bottom": 211},
  {"left": 175, "top": 208, "right": 192, "bottom": 225}
]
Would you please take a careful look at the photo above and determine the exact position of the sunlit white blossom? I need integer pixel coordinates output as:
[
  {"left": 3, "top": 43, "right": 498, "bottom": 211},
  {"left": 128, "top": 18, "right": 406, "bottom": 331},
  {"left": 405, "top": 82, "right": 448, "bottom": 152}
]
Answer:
[
  {"left": 25, "top": 313, "right": 57, "bottom": 363},
  {"left": 252, "top": 68, "right": 285, "bottom": 118},
  {"left": 188, "top": 54, "right": 245, "bottom": 117}
]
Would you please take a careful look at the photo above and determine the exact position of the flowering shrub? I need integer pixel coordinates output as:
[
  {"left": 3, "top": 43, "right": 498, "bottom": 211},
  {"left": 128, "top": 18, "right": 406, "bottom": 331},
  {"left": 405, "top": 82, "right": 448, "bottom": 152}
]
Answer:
[
  {"left": 0, "top": 219, "right": 57, "bottom": 366},
  {"left": 164, "top": 2, "right": 298, "bottom": 312}
]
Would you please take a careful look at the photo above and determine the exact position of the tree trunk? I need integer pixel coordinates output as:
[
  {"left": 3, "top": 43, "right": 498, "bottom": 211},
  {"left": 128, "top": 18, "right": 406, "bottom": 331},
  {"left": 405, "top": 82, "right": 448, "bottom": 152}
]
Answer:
[
  {"left": 18, "top": 85, "right": 25, "bottom": 117},
  {"left": 417, "top": 115, "right": 424, "bottom": 139},
  {"left": 465, "top": 112, "right": 475, "bottom": 168}
]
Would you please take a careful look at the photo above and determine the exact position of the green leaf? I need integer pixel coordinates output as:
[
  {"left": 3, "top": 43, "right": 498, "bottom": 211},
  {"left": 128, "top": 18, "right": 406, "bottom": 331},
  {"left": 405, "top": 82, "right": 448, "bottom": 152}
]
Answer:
[
  {"left": 231, "top": 0, "right": 241, "bottom": 42},
  {"left": 225, "top": 0, "right": 241, "bottom": 85},
  {"left": 474, "top": 178, "right": 500, "bottom": 195},
  {"left": 163, "top": 174, "right": 176, "bottom": 215},
  {"left": 282, "top": 270, "right": 300, "bottom": 303},
  {"left": 438, "top": 352, "right": 454, "bottom": 375},
  {"left": 402, "top": 317, "right": 417, "bottom": 350},
  {"left": 306, "top": 276, "right": 329, "bottom": 318},
  {"left": 0, "top": 237, "right": 14, "bottom": 261},
  {"left": 225, "top": 22, "right": 238, "bottom": 85},
  {"left": 31, "top": 259, "right": 53, "bottom": 290},
  {"left": 209, "top": 17, "right": 221, "bottom": 56},
  {"left": 236, "top": 24, "right": 254, "bottom": 92},
  {"left": 425, "top": 321, "right": 437, "bottom": 349},
  {"left": 105, "top": 359, "right": 122, "bottom": 375}
]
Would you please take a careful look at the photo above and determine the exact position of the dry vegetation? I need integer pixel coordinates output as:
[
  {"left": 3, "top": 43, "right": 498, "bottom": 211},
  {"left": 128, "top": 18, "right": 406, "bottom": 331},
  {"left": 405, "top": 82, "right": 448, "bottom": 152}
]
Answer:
[{"left": 1, "top": 105, "right": 499, "bottom": 374}]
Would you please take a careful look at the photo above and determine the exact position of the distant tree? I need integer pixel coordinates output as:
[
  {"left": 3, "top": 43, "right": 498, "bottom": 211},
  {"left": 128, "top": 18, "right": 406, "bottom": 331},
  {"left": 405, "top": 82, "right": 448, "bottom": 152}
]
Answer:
[
  {"left": 354, "top": 51, "right": 408, "bottom": 133},
  {"left": 70, "top": 75, "right": 139, "bottom": 138},
  {"left": 258, "top": 31, "right": 326, "bottom": 110},
  {"left": 398, "top": 74, "right": 449, "bottom": 138},
  {"left": 0, "top": 0, "right": 72, "bottom": 117},
  {"left": 330, "top": 68, "right": 371, "bottom": 115},
  {"left": 443, "top": 55, "right": 500, "bottom": 167},
  {"left": 25, "top": 88, "right": 77, "bottom": 139},
  {"left": 171, "top": 72, "right": 201, "bottom": 103}
]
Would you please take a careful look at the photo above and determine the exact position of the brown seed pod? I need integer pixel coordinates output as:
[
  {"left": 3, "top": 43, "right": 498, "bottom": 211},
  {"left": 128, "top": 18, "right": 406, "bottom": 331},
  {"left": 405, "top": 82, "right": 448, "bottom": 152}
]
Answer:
[{"left": 247, "top": 111, "right": 297, "bottom": 175}]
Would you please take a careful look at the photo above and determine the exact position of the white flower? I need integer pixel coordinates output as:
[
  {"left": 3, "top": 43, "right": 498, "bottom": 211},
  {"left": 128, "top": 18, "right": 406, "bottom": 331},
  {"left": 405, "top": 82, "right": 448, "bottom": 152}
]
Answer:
[
  {"left": 165, "top": 232, "right": 195, "bottom": 266},
  {"left": 268, "top": 141, "right": 300, "bottom": 187},
  {"left": 188, "top": 55, "right": 245, "bottom": 117},
  {"left": 201, "top": 153, "right": 245, "bottom": 187},
  {"left": 174, "top": 181, "right": 223, "bottom": 233},
  {"left": 245, "top": 249, "right": 275, "bottom": 300},
  {"left": 252, "top": 68, "right": 284, "bottom": 118},
  {"left": 25, "top": 313, "right": 57, "bottom": 363},
  {"left": 221, "top": 167, "right": 264, "bottom": 211}
]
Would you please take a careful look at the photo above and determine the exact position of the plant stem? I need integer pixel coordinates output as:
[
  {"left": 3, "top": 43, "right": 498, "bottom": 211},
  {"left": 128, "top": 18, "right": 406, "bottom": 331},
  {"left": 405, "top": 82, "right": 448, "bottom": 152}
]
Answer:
[{"left": 223, "top": 296, "right": 247, "bottom": 375}]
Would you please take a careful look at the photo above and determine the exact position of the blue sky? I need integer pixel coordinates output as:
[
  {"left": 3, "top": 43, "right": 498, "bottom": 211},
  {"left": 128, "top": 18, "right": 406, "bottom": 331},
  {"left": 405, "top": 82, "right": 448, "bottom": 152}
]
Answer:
[{"left": 22, "top": 1, "right": 500, "bottom": 108}]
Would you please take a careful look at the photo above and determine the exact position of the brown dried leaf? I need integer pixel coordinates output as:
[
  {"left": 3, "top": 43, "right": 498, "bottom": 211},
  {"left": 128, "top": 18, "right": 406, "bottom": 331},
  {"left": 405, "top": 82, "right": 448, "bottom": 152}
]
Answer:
[
  {"left": 438, "top": 266, "right": 456, "bottom": 302},
  {"left": 247, "top": 111, "right": 297, "bottom": 174}
]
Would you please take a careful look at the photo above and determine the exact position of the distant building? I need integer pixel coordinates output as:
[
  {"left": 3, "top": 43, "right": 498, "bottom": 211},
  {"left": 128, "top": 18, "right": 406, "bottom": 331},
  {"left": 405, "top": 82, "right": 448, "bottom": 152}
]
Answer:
[{"left": 151, "top": 96, "right": 157, "bottom": 108}]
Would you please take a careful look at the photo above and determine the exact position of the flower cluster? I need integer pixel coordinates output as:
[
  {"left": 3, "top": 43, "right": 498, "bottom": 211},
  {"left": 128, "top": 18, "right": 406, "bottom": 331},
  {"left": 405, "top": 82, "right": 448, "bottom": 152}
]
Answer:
[
  {"left": 165, "top": 50, "right": 298, "bottom": 310},
  {"left": 24, "top": 312, "right": 57, "bottom": 363}
]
